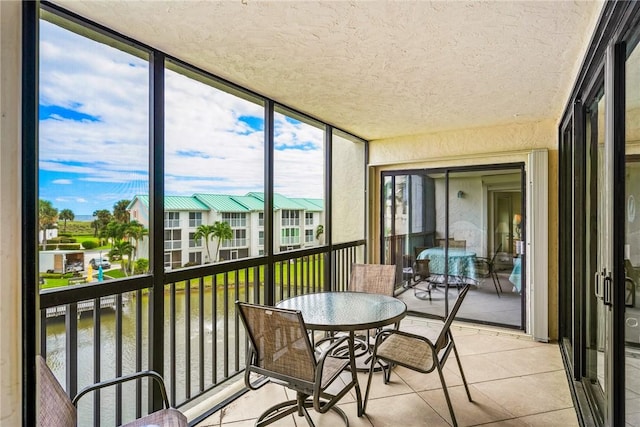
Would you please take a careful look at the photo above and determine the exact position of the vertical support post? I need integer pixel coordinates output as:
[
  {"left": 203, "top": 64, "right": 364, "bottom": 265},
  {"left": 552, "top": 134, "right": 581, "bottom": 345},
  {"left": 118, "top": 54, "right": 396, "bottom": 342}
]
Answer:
[
  {"left": 264, "top": 100, "right": 275, "bottom": 306},
  {"left": 148, "top": 51, "right": 165, "bottom": 411}
]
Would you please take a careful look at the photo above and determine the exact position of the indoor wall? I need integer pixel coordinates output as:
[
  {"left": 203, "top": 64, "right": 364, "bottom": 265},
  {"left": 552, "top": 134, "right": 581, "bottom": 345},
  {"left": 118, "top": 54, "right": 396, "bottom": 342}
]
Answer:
[{"left": 368, "top": 119, "right": 559, "bottom": 340}]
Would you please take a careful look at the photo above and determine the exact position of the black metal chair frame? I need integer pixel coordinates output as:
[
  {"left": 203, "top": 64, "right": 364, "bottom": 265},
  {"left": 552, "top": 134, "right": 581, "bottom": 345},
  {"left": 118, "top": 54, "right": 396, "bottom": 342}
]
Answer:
[
  {"left": 237, "top": 301, "right": 361, "bottom": 427},
  {"left": 475, "top": 243, "right": 503, "bottom": 297},
  {"left": 363, "top": 284, "right": 473, "bottom": 427}
]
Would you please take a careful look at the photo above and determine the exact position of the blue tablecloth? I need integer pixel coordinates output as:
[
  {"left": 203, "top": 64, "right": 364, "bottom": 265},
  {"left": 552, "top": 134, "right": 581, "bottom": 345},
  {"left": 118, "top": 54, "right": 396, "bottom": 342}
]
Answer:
[
  {"left": 509, "top": 257, "right": 522, "bottom": 292},
  {"left": 417, "top": 247, "right": 477, "bottom": 282}
]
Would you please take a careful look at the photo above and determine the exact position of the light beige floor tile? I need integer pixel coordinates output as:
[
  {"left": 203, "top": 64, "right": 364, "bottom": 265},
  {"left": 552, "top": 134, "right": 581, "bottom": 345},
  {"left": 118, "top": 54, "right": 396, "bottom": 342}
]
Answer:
[
  {"left": 515, "top": 408, "right": 579, "bottom": 426},
  {"left": 393, "top": 363, "right": 464, "bottom": 392},
  {"left": 492, "top": 345, "right": 564, "bottom": 376},
  {"left": 454, "top": 334, "right": 541, "bottom": 356},
  {"left": 419, "top": 384, "right": 515, "bottom": 426},
  {"left": 356, "top": 370, "right": 414, "bottom": 401},
  {"left": 363, "top": 393, "right": 450, "bottom": 427},
  {"left": 473, "top": 371, "right": 573, "bottom": 418},
  {"left": 212, "top": 382, "right": 293, "bottom": 424},
  {"left": 454, "top": 353, "right": 521, "bottom": 383},
  {"left": 308, "top": 401, "right": 372, "bottom": 427}
]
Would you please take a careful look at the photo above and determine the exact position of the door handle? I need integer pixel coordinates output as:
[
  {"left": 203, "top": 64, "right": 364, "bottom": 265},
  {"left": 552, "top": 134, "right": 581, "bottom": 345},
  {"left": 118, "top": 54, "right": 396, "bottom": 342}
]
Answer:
[
  {"left": 595, "top": 272, "right": 602, "bottom": 299},
  {"left": 603, "top": 273, "right": 613, "bottom": 306}
]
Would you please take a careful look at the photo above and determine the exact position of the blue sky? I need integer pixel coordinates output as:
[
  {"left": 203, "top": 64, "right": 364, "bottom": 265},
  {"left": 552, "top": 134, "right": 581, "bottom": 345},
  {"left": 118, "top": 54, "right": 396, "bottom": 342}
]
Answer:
[{"left": 39, "top": 19, "right": 324, "bottom": 217}]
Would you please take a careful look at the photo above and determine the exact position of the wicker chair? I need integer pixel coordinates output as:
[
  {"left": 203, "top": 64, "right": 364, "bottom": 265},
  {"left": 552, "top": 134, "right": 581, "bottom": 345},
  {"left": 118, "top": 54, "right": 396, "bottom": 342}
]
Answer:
[
  {"left": 37, "top": 355, "right": 187, "bottom": 427},
  {"left": 363, "top": 284, "right": 473, "bottom": 427},
  {"left": 237, "top": 301, "right": 361, "bottom": 427}
]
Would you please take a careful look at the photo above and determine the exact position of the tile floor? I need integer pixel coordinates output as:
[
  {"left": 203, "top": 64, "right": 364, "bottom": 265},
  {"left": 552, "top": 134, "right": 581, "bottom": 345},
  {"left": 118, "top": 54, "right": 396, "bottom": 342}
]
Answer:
[{"left": 196, "top": 317, "right": 577, "bottom": 427}]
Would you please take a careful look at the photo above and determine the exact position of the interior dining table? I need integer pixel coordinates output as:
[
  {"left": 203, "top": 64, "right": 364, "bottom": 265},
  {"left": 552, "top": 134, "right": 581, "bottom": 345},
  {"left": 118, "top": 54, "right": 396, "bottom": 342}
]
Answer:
[{"left": 416, "top": 246, "right": 478, "bottom": 284}]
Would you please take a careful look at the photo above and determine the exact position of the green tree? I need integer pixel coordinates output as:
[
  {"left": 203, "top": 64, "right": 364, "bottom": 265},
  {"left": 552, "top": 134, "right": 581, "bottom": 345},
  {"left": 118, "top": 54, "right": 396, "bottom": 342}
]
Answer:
[
  {"left": 39, "top": 199, "right": 58, "bottom": 246},
  {"left": 113, "top": 240, "right": 132, "bottom": 275},
  {"left": 113, "top": 199, "right": 130, "bottom": 223},
  {"left": 92, "top": 209, "right": 112, "bottom": 239},
  {"left": 124, "top": 220, "right": 148, "bottom": 265},
  {"left": 58, "top": 209, "right": 75, "bottom": 233},
  {"left": 212, "top": 221, "right": 233, "bottom": 262},
  {"left": 105, "top": 220, "right": 126, "bottom": 248},
  {"left": 193, "top": 224, "right": 215, "bottom": 262}
]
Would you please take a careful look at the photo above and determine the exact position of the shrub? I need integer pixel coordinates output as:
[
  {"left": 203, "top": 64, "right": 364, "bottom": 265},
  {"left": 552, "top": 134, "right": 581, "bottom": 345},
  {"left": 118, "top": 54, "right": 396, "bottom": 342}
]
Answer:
[
  {"left": 62, "top": 272, "right": 74, "bottom": 279},
  {"left": 40, "top": 273, "right": 62, "bottom": 279},
  {"left": 58, "top": 233, "right": 72, "bottom": 238},
  {"left": 134, "top": 258, "right": 149, "bottom": 274},
  {"left": 44, "top": 244, "right": 57, "bottom": 251},
  {"left": 182, "top": 262, "right": 199, "bottom": 268},
  {"left": 48, "top": 237, "right": 62, "bottom": 244},
  {"left": 58, "top": 243, "right": 81, "bottom": 250},
  {"left": 81, "top": 240, "right": 98, "bottom": 250},
  {"left": 60, "top": 238, "right": 77, "bottom": 243}
]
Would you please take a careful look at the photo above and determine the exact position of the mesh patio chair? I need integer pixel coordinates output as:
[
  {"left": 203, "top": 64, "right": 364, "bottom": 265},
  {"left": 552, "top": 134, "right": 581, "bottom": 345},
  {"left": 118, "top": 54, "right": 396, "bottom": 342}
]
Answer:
[
  {"left": 363, "top": 283, "right": 473, "bottom": 427},
  {"left": 475, "top": 243, "right": 503, "bottom": 297},
  {"left": 37, "top": 355, "right": 187, "bottom": 427},
  {"left": 237, "top": 301, "right": 361, "bottom": 427},
  {"left": 347, "top": 263, "right": 399, "bottom": 358}
]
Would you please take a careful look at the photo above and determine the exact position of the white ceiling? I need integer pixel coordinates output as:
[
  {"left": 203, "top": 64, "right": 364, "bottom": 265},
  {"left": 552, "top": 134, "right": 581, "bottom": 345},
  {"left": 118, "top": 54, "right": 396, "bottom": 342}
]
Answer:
[{"left": 53, "top": 0, "right": 603, "bottom": 141}]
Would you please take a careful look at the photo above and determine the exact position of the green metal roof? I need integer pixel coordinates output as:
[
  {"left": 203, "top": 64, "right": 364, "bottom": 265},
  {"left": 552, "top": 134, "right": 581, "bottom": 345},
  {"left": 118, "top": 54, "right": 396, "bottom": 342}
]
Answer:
[
  {"left": 231, "top": 195, "right": 264, "bottom": 211},
  {"left": 129, "top": 195, "right": 209, "bottom": 211},
  {"left": 194, "top": 194, "right": 250, "bottom": 212},
  {"left": 246, "top": 192, "right": 309, "bottom": 210},
  {"left": 289, "top": 198, "right": 324, "bottom": 211},
  {"left": 129, "top": 193, "right": 322, "bottom": 212},
  {"left": 164, "top": 196, "right": 209, "bottom": 211}
]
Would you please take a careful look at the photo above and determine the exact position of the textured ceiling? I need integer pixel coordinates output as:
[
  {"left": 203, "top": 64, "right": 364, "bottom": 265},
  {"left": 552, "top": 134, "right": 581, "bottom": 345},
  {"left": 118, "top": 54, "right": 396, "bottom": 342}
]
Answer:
[{"left": 53, "top": 0, "right": 603, "bottom": 141}]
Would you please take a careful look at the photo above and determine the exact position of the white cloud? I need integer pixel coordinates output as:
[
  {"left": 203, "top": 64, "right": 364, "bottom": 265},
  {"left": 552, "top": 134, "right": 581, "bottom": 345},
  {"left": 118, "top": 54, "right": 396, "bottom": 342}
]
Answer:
[
  {"left": 39, "top": 17, "right": 328, "bottom": 213},
  {"left": 52, "top": 179, "right": 72, "bottom": 185}
]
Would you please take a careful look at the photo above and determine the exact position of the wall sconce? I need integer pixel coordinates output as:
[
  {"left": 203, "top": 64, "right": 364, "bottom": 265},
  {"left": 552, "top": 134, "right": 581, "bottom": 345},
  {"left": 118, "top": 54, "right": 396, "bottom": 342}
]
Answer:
[{"left": 457, "top": 191, "right": 465, "bottom": 198}]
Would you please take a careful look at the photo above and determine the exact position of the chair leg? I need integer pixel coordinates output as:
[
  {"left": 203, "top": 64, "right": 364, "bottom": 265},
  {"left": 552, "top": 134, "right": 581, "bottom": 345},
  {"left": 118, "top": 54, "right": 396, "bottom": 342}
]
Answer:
[
  {"left": 490, "top": 271, "right": 501, "bottom": 297},
  {"left": 494, "top": 270, "right": 503, "bottom": 293},
  {"left": 363, "top": 354, "right": 377, "bottom": 414},
  {"left": 435, "top": 362, "right": 459, "bottom": 427},
  {"left": 451, "top": 339, "right": 472, "bottom": 402}
]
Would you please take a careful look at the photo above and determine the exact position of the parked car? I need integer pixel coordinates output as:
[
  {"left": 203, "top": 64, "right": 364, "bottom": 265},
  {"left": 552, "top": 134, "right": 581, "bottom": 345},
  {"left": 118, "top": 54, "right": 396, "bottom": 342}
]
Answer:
[{"left": 89, "top": 257, "right": 111, "bottom": 269}]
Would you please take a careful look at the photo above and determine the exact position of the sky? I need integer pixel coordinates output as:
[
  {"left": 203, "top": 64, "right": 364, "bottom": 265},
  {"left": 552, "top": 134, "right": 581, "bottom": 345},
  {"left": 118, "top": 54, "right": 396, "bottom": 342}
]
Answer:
[{"left": 38, "top": 19, "right": 325, "bottom": 217}]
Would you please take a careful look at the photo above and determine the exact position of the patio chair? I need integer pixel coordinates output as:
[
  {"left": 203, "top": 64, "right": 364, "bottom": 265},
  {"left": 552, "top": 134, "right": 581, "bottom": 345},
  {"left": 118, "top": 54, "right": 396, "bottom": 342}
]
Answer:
[
  {"left": 237, "top": 301, "right": 360, "bottom": 427},
  {"left": 411, "top": 246, "right": 435, "bottom": 300},
  {"left": 348, "top": 263, "right": 399, "bottom": 357},
  {"left": 475, "top": 243, "right": 503, "bottom": 297},
  {"left": 363, "top": 283, "right": 473, "bottom": 427},
  {"left": 37, "top": 355, "right": 187, "bottom": 427}
]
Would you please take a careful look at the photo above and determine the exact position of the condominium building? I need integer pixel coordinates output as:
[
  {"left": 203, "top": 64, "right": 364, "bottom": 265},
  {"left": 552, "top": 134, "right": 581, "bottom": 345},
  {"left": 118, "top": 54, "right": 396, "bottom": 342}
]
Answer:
[{"left": 128, "top": 193, "right": 324, "bottom": 269}]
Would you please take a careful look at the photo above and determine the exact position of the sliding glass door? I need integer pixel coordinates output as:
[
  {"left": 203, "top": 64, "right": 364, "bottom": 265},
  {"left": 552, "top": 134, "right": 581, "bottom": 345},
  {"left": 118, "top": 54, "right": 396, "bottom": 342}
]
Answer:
[{"left": 382, "top": 165, "right": 525, "bottom": 329}]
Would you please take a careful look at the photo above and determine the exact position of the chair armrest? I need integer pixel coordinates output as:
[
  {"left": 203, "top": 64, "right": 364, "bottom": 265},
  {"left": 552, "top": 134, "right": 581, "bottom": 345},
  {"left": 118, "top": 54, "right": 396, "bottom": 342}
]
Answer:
[
  {"left": 373, "top": 329, "right": 434, "bottom": 347},
  {"left": 316, "top": 335, "right": 350, "bottom": 362},
  {"left": 72, "top": 370, "right": 170, "bottom": 409}
]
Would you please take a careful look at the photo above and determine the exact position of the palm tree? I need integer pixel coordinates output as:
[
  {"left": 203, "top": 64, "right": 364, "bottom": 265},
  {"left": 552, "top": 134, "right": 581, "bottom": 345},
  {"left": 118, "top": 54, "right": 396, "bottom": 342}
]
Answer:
[
  {"left": 58, "top": 209, "right": 74, "bottom": 233},
  {"left": 113, "top": 199, "right": 130, "bottom": 223},
  {"left": 124, "top": 220, "right": 148, "bottom": 267},
  {"left": 211, "top": 221, "right": 233, "bottom": 262},
  {"left": 39, "top": 199, "right": 58, "bottom": 245},
  {"left": 193, "top": 224, "right": 215, "bottom": 262},
  {"left": 113, "top": 240, "right": 132, "bottom": 276}
]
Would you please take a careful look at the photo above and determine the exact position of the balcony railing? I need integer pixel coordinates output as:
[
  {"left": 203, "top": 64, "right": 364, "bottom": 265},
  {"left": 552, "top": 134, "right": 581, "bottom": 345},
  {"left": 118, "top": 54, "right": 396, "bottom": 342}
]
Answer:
[
  {"left": 39, "top": 240, "right": 365, "bottom": 426},
  {"left": 221, "top": 238, "right": 247, "bottom": 248}
]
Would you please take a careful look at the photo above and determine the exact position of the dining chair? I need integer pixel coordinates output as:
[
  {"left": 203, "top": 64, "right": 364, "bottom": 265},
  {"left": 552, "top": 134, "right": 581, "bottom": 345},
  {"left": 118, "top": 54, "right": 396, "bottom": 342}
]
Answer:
[
  {"left": 237, "top": 301, "right": 361, "bottom": 427},
  {"left": 411, "top": 247, "right": 435, "bottom": 300},
  {"left": 363, "top": 283, "right": 473, "bottom": 427},
  {"left": 349, "top": 263, "right": 396, "bottom": 295},
  {"left": 348, "top": 263, "right": 399, "bottom": 357},
  {"left": 37, "top": 355, "right": 187, "bottom": 427},
  {"left": 475, "top": 243, "right": 503, "bottom": 297}
]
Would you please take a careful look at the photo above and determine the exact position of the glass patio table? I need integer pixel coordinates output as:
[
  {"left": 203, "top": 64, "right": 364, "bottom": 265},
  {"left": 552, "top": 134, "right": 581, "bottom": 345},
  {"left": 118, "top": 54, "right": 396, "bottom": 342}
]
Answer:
[{"left": 277, "top": 292, "right": 406, "bottom": 417}]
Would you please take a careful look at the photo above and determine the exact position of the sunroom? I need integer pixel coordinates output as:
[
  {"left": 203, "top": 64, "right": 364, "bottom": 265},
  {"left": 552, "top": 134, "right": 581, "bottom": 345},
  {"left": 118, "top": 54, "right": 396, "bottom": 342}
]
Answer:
[{"left": 3, "top": 1, "right": 638, "bottom": 426}]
